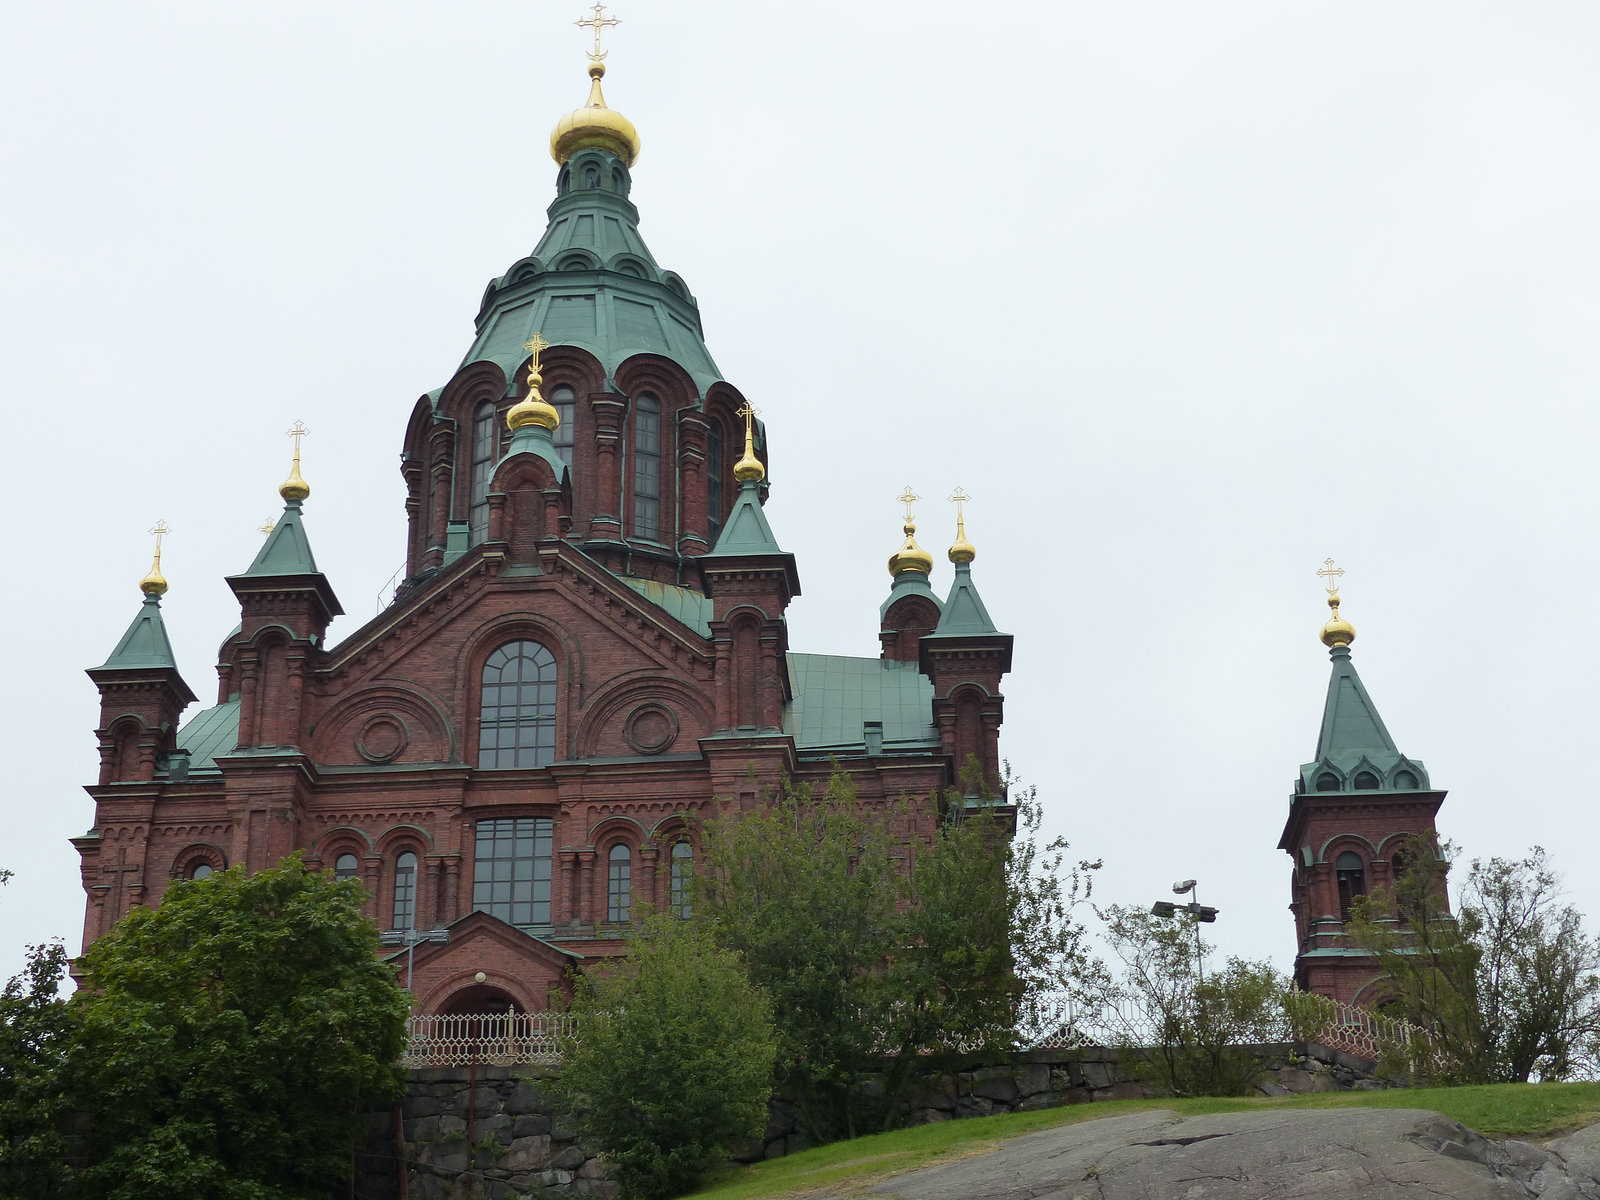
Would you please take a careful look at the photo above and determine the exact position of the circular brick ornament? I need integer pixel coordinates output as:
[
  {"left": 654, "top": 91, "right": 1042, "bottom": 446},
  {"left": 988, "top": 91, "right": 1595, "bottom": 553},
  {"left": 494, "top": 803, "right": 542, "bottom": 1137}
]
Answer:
[
  {"left": 623, "top": 704, "right": 678, "bottom": 755},
  {"left": 355, "top": 715, "right": 409, "bottom": 763}
]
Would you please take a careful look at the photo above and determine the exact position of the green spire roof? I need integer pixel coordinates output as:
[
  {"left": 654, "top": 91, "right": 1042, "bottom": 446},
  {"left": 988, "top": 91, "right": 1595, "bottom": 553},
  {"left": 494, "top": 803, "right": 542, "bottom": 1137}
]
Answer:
[
  {"left": 879, "top": 570, "right": 943, "bottom": 621},
  {"left": 498, "top": 421, "right": 568, "bottom": 482},
  {"left": 241, "top": 500, "right": 320, "bottom": 577},
  {"left": 705, "top": 480, "right": 785, "bottom": 558},
  {"left": 461, "top": 148, "right": 723, "bottom": 395},
  {"left": 1298, "top": 644, "right": 1431, "bottom": 793},
  {"left": 97, "top": 594, "right": 181, "bottom": 671},
  {"left": 929, "top": 563, "right": 999, "bottom": 637}
]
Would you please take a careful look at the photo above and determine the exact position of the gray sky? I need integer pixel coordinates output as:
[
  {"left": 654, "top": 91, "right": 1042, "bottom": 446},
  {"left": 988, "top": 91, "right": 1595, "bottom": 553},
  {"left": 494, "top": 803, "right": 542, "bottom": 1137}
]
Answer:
[{"left": 3, "top": 2, "right": 1596, "bottom": 988}]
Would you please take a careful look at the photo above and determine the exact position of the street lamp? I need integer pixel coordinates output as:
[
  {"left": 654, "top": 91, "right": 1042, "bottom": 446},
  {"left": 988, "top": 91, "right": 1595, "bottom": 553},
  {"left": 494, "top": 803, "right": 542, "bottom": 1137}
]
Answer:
[
  {"left": 1150, "top": 879, "right": 1218, "bottom": 982},
  {"left": 381, "top": 926, "right": 451, "bottom": 991}
]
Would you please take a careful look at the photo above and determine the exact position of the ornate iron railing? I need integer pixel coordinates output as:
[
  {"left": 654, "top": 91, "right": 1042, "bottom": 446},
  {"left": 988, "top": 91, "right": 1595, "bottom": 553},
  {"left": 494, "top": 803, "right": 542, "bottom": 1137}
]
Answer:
[{"left": 402, "top": 1012, "right": 578, "bottom": 1068}]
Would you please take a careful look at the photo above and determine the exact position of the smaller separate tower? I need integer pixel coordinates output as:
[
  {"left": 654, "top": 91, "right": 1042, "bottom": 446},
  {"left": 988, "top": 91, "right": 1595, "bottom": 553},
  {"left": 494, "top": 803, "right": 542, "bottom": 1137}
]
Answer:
[
  {"left": 880, "top": 487, "right": 942, "bottom": 661},
  {"left": 1278, "top": 561, "right": 1448, "bottom": 1004}
]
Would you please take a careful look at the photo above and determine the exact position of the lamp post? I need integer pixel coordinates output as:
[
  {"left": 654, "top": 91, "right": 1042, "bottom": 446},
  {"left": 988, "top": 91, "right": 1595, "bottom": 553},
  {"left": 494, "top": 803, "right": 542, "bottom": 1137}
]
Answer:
[
  {"left": 1150, "top": 878, "right": 1218, "bottom": 984},
  {"left": 380, "top": 926, "right": 451, "bottom": 991}
]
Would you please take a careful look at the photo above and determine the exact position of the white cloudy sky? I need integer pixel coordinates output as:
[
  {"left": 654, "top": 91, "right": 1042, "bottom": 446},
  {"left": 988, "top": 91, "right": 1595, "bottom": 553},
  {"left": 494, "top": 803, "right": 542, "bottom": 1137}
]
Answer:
[{"left": 2, "top": 2, "right": 1596, "bottom": 988}]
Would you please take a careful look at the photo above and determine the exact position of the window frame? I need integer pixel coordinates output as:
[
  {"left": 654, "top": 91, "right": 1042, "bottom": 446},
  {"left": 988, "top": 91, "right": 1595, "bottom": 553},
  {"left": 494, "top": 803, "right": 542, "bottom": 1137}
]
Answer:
[
  {"left": 478, "top": 640, "right": 559, "bottom": 770},
  {"left": 469, "top": 400, "right": 498, "bottom": 544},
  {"left": 551, "top": 384, "right": 575, "bottom": 466},
  {"left": 632, "top": 394, "right": 661, "bottom": 541},
  {"left": 393, "top": 851, "right": 419, "bottom": 930},
  {"left": 706, "top": 420, "right": 725, "bottom": 546},
  {"left": 472, "top": 817, "right": 555, "bottom": 927},
  {"left": 669, "top": 841, "right": 693, "bottom": 919},
  {"left": 607, "top": 843, "right": 633, "bottom": 923}
]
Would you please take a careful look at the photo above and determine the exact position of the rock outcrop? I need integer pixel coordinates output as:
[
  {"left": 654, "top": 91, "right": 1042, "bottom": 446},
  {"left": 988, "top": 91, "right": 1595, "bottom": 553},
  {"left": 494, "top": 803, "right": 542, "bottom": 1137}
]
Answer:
[{"left": 840, "top": 1107, "right": 1600, "bottom": 1200}]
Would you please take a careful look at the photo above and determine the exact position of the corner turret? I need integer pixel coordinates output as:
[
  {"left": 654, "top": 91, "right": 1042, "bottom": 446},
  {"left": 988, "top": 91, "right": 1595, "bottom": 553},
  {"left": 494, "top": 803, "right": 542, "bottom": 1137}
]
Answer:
[{"left": 880, "top": 487, "right": 941, "bottom": 662}]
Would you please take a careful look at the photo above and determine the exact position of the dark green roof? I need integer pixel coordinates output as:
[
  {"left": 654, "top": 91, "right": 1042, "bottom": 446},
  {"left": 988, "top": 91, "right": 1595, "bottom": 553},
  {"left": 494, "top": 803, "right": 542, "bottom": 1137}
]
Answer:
[
  {"left": 621, "top": 578, "right": 711, "bottom": 636},
  {"left": 498, "top": 422, "right": 568, "bottom": 482},
  {"left": 463, "top": 148, "right": 722, "bottom": 395},
  {"left": 784, "top": 653, "right": 937, "bottom": 753},
  {"left": 879, "top": 570, "right": 943, "bottom": 622},
  {"left": 175, "top": 697, "right": 240, "bottom": 771},
  {"left": 240, "top": 500, "right": 319, "bottom": 577},
  {"left": 96, "top": 594, "right": 181, "bottom": 671},
  {"left": 1297, "top": 645, "right": 1431, "bottom": 793},
  {"left": 928, "top": 563, "right": 999, "bottom": 637},
  {"left": 705, "top": 480, "right": 785, "bottom": 558}
]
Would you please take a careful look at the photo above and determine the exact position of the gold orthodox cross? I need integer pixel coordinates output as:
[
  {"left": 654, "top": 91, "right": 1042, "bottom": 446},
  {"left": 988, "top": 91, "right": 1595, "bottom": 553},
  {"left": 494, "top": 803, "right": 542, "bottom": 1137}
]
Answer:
[
  {"left": 1317, "top": 557, "right": 1345, "bottom": 596},
  {"left": 523, "top": 333, "right": 550, "bottom": 370},
  {"left": 149, "top": 519, "right": 171, "bottom": 551},
  {"left": 898, "top": 486, "right": 919, "bottom": 522},
  {"left": 286, "top": 419, "right": 309, "bottom": 451},
  {"left": 736, "top": 401, "right": 760, "bottom": 437},
  {"left": 258, "top": 517, "right": 276, "bottom": 537},
  {"left": 948, "top": 486, "right": 971, "bottom": 517},
  {"left": 575, "top": 3, "right": 621, "bottom": 60}
]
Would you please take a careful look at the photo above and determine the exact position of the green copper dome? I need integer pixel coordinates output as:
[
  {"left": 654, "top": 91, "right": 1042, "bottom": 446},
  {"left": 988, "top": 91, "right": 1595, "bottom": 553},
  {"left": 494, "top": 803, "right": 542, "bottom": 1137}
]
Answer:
[{"left": 461, "top": 147, "right": 723, "bottom": 394}]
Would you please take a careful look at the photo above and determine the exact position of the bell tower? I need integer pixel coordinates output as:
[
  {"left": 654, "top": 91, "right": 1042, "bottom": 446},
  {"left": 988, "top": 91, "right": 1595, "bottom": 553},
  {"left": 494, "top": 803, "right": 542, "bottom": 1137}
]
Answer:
[{"left": 1278, "top": 562, "right": 1448, "bottom": 1004}]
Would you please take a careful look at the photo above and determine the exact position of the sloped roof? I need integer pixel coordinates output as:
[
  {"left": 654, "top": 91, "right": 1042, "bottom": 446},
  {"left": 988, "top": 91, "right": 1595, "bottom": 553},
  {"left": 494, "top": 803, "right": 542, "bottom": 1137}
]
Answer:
[
  {"left": 96, "top": 595, "right": 182, "bottom": 671},
  {"left": 1297, "top": 645, "right": 1431, "bottom": 793},
  {"left": 783, "top": 653, "right": 938, "bottom": 753},
  {"left": 175, "top": 697, "right": 241, "bottom": 772}
]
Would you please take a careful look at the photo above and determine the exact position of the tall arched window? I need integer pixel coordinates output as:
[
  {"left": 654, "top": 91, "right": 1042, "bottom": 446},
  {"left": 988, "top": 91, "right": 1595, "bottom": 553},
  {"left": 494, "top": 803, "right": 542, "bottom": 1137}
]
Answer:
[
  {"left": 1335, "top": 851, "right": 1366, "bottom": 923},
  {"left": 334, "top": 854, "right": 359, "bottom": 880},
  {"left": 670, "top": 841, "right": 693, "bottom": 918},
  {"left": 470, "top": 400, "right": 498, "bottom": 543},
  {"left": 633, "top": 394, "right": 660, "bottom": 540},
  {"left": 551, "top": 385, "right": 575, "bottom": 467},
  {"left": 479, "top": 641, "right": 558, "bottom": 769},
  {"left": 607, "top": 844, "right": 632, "bottom": 922},
  {"left": 706, "top": 420, "right": 725, "bottom": 546},
  {"left": 393, "top": 851, "right": 418, "bottom": 930}
]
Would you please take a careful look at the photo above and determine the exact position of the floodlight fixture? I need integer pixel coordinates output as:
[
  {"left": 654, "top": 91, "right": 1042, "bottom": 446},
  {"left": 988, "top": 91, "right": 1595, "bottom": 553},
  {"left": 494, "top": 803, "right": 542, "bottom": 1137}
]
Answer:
[
  {"left": 1173, "top": 879, "right": 1197, "bottom": 894},
  {"left": 1150, "top": 900, "right": 1178, "bottom": 917}
]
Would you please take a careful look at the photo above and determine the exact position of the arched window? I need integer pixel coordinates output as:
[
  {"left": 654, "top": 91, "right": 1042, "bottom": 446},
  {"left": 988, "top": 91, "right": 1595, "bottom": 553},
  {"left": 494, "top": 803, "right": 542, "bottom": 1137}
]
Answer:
[
  {"left": 393, "top": 852, "right": 418, "bottom": 930},
  {"left": 551, "top": 385, "right": 575, "bottom": 467},
  {"left": 707, "top": 420, "right": 725, "bottom": 546},
  {"left": 607, "top": 844, "right": 632, "bottom": 923},
  {"left": 334, "top": 853, "right": 359, "bottom": 880},
  {"left": 478, "top": 641, "right": 558, "bottom": 769},
  {"left": 1354, "top": 771, "right": 1379, "bottom": 790},
  {"left": 1394, "top": 770, "right": 1419, "bottom": 790},
  {"left": 633, "top": 394, "right": 661, "bottom": 540},
  {"left": 1336, "top": 851, "right": 1366, "bottom": 922},
  {"left": 1315, "top": 773, "right": 1340, "bottom": 792},
  {"left": 189, "top": 864, "right": 213, "bottom": 881},
  {"left": 470, "top": 400, "right": 498, "bottom": 544},
  {"left": 670, "top": 841, "right": 693, "bottom": 918}
]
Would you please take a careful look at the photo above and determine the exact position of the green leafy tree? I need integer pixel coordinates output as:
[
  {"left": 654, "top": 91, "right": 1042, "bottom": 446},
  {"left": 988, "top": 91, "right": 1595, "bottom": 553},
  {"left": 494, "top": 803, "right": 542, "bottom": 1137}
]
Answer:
[
  {"left": 552, "top": 913, "right": 777, "bottom": 1200},
  {"left": 700, "top": 765, "right": 1101, "bottom": 1140},
  {"left": 1347, "top": 838, "right": 1600, "bottom": 1083},
  {"left": 67, "top": 854, "right": 410, "bottom": 1200},
  {"left": 0, "top": 941, "right": 74, "bottom": 1198},
  {"left": 1097, "top": 904, "right": 1290, "bottom": 1097},
  {"left": 698, "top": 770, "right": 899, "bottom": 1142}
]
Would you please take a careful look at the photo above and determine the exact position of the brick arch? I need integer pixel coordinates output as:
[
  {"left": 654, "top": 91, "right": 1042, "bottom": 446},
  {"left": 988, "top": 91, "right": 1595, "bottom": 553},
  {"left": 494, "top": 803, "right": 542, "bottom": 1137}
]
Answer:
[
  {"left": 170, "top": 841, "right": 227, "bottom": 880},
  {"left": 417, "top": 967, "right": 546, "bottom": 1016},
  {"left": 572, "top": 672, "right": 711, "bottom": 759},
  {"left": 1317, "top": 834, "right": 1378, "bottom": 864},
  {"left": 310, "top": 683, "right": 455, "bottom": 766}
]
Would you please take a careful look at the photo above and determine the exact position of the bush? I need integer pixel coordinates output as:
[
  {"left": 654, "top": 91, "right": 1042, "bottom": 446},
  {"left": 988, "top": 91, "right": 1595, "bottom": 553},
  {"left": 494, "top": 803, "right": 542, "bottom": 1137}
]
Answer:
[{"left": 553, "top": 914, "right": 777, "bottom": 1200}]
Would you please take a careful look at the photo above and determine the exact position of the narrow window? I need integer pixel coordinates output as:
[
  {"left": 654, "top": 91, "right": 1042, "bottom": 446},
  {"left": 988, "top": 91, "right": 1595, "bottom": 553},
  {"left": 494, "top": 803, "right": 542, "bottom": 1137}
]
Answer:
[
  {"left": 607, "top": 844, "right": 632, "bottom": 922},
  {"left": 670, "top": 841, "right": 693, "bottom": 918},
  {"left": 551, "top": 385, "right": 575, "bottom": 467},
  {"left": 334, "top": 854, "right": 359, "bottom": 880},
  {"left": 633, "top": 394, "right": 660, "bottom": 540},
  {"left": 478, "top": 641, "right": 558, "bottom": 769},
  {"left": 470, "top": 400, "right": 497, "bottom": 544},
  {"left": 1336, "top": 851, "right": 1366, "bottom": 922},
  {"left": 472, "top": 817, "right": 554, "bottom": 926},
  {"left": 393, "top": 851, "right": 418, "bottom": 930},
  {"left": 707, "top": 420, "right": 725, "bottom": 546},
  {"left": 1354, "top": 771, "right": 1379, "bottom": 790},
  {"left": 189, "top": 863, "right": 213, "bottom": 881}
]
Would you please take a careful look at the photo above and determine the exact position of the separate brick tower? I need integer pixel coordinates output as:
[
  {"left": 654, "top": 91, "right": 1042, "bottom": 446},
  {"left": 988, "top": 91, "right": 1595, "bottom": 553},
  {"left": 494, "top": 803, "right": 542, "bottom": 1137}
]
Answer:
[
  {"left": 73, "top": 34, "right": 1016, "bottom": 1014},
  {"left": 1278, "top": 563, "right": 1448, "bottom": 1004}
]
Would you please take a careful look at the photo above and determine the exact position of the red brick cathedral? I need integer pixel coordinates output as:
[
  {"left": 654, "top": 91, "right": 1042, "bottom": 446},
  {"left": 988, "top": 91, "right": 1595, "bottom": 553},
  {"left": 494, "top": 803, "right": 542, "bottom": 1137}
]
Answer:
[{"left": 76, "top": 46, "right": 1014, "bottom": 1014}]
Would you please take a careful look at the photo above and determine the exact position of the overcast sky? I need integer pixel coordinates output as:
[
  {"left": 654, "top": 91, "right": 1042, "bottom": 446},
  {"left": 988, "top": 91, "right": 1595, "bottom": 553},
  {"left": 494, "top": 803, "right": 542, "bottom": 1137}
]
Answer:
[{"left": 3, "top": 2, "right": 1597, "bottom": 990}]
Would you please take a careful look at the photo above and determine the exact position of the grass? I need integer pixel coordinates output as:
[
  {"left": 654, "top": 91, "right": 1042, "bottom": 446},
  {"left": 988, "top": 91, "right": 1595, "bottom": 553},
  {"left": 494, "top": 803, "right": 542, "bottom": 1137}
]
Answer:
[{"left": 690, "top": 1082, "right": 1600, "bottom": 1200}]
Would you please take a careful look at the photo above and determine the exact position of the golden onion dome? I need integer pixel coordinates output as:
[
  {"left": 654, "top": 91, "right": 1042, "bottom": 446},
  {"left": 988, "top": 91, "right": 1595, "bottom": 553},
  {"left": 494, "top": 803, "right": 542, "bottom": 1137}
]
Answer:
[
  {"left": 550, "top": 62, "right": 640, "bottom": 167},
  {"left": 507, "top": 365, "right": 561, "bottom": 433},
  {"left": 888, "top": 521, "right": 935, "bottom": 577},
  {"left": 279, "top": 456, "right": 310, "bottom": 502},
  {"left": 1320, "top": 594, "right": 1356, "bottom": 648},
  {"left": 139, "top": 551, "right": 168, "bottom": 597},
  {"left": 948, "top": 512, "right": 976, "bottom": 565}
]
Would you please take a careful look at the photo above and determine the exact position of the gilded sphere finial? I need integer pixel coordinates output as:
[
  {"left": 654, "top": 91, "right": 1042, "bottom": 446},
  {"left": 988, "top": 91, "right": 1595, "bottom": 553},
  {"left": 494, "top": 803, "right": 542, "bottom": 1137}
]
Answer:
[
  {"left": 140, "top": 520, "right": 170, "bottom": 597},
  {"left": 888, "top": 488, "right": 934, "bottom": 576},
  {"left": 549, "top": 24, "right": 640, "bottom": 168},
  {"left": 733, "top": 401, "right": 765, "bottom": 483},
  {"left": 1320, "top": 594, "right": 1356, "bottom": 648},
  {"left": 280, "top": 420, "right": 311, "bottom": 501},
  {"left": 947, "top": 487, "right": 976, "bottom": 564},
  {"left": 507, "top": 335, "right": 562, "bottom": 433}
]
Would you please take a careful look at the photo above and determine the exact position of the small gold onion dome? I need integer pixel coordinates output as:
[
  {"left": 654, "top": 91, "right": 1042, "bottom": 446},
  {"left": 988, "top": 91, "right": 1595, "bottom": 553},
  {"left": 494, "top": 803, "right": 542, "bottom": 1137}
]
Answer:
[
  {"left": 139, "top": 552, "right": 168, "bottom": 597},
  {"left": 1321, "top": 594, "right": 1356, "bottom": 648},
  {"left": 507, "top": 364, "right": 561, "bottom": 433},
  {"left": 733, "top": 419, "right": 765, "bottom": 483},
  {"left": 550, "top": 62, "right": 641, "bottom": 167},
  {"left": 279, "top": 456, "right": 309, "bottom": 502},
  {"left": 948, "top": 513, "right": 976, "bottom": 564},
  {"left": 888, "top": 521, "right": 935, "bottom": 577}
]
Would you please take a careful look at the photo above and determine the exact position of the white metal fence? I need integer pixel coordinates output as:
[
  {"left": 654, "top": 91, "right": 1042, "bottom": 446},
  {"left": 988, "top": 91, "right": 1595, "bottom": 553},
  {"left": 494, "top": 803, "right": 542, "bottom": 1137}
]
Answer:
[{"left": 401, "top": 991, "right": 1427, "bottom": 1069}]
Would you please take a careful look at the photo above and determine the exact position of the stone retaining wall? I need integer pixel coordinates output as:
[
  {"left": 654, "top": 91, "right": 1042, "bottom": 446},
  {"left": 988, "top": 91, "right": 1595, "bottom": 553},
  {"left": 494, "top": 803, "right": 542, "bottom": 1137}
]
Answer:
[{"left": 353, "top": 1042, "right": 1385, "bottom": 1197}]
